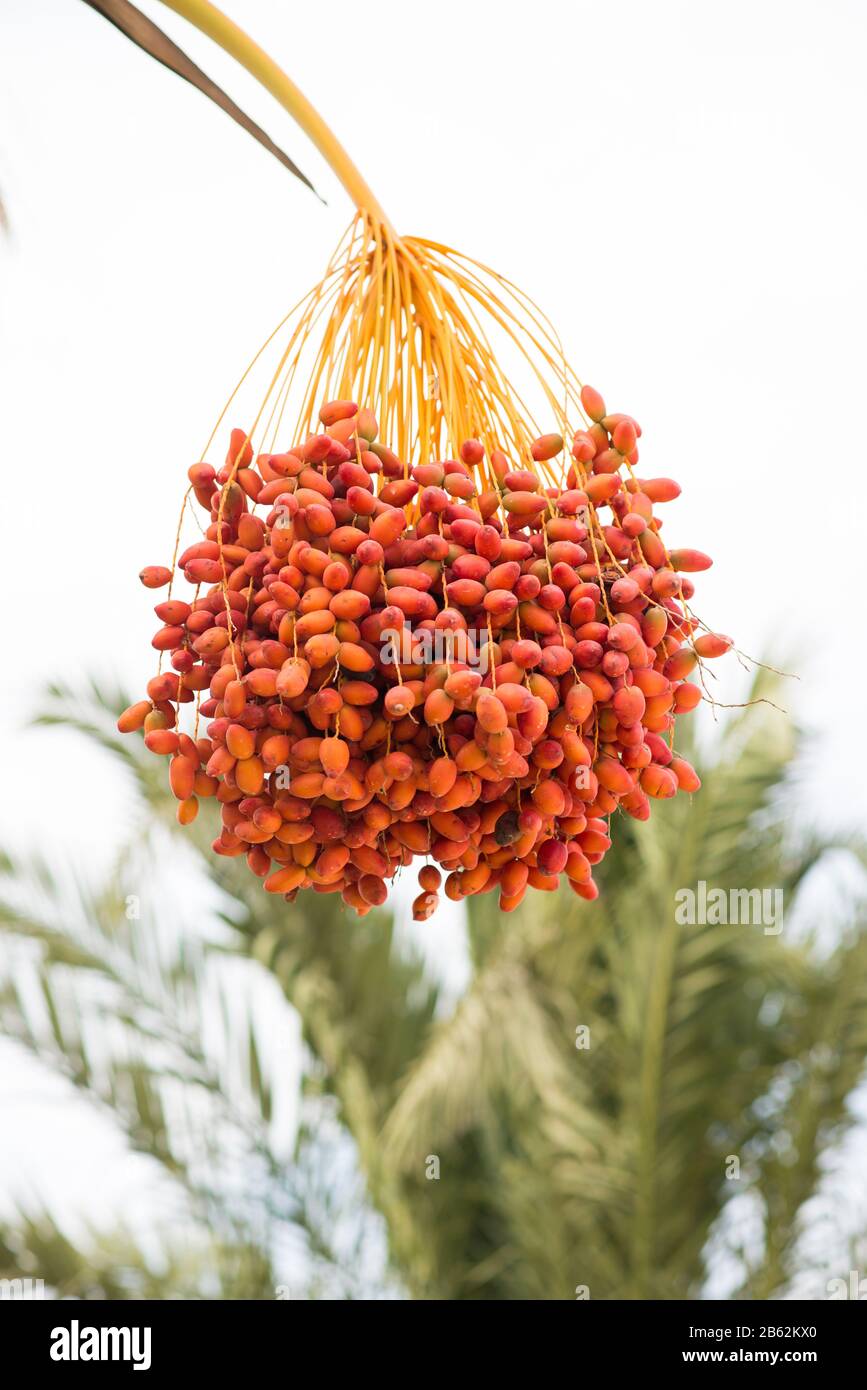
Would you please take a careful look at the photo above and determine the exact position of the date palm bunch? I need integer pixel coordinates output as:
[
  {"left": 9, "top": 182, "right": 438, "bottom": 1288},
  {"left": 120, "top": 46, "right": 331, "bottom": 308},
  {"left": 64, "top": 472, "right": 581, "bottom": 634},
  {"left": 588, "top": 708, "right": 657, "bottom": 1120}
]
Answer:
[{"left": 80, "top": 1, "right": 739, "bottom": 922}]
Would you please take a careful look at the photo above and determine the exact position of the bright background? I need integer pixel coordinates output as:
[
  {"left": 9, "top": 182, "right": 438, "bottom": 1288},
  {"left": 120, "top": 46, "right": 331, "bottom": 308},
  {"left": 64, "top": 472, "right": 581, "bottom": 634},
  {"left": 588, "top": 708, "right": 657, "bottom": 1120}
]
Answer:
[{"left": 1, "top": 0, "right": 865, "bottom": 1273}]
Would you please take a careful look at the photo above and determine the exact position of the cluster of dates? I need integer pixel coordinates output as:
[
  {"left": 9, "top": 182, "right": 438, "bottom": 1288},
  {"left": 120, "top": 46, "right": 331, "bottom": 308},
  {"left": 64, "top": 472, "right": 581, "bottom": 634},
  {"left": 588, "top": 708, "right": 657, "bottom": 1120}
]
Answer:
[{"left": 120, "top": 387, "right": 730, "bottom": 917}]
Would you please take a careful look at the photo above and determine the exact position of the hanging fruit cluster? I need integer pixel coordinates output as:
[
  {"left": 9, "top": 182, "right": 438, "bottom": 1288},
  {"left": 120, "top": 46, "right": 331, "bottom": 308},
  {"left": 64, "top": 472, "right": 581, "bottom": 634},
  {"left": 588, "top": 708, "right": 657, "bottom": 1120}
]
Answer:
[{"left": 120, "top": 385, "right": 731, "bottom": 917}]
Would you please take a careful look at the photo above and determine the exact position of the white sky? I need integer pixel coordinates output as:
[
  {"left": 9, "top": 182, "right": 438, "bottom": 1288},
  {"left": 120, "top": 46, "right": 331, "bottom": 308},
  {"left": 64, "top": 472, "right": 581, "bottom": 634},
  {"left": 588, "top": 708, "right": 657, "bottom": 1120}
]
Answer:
[{"left": 0, "top": 0, "right": 865, "bottom": 1284}]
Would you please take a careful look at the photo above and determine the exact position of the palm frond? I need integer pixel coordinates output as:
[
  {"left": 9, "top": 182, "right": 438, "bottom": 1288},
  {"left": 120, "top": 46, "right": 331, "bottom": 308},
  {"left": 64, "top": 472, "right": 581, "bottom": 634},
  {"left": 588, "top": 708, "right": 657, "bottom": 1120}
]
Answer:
[{"left": 12, "top": 670, "right": 866, "bottom": 1301}]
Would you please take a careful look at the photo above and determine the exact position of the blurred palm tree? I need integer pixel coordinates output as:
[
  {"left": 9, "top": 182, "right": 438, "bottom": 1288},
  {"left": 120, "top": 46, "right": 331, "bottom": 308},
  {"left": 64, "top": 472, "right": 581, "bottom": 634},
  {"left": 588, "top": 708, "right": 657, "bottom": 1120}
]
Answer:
[
  {"left": 0, "top": 672, "right": 864, "bottom": 1299},
  {"left": 0, "top": 812, "right": 396, "bottom": 1298}
]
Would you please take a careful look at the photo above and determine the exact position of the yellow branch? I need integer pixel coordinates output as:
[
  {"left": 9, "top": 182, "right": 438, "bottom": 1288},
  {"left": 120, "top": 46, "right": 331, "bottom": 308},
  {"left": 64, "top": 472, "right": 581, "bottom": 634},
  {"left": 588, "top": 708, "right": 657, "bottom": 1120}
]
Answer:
[{"left": 158, "top": 0, "right": 394, "bottom": 232}]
